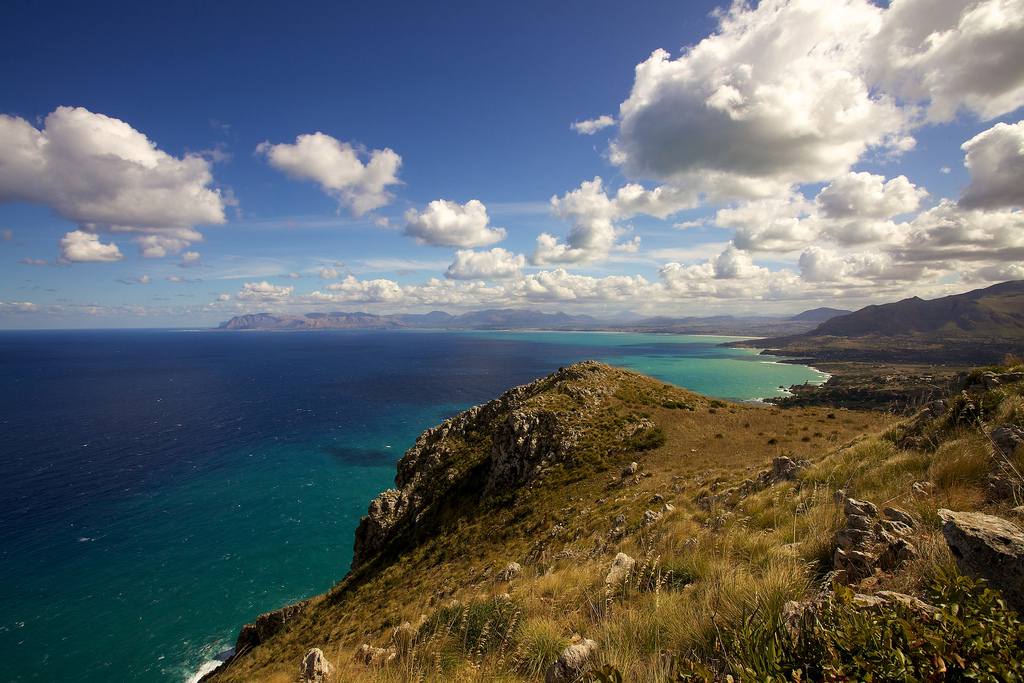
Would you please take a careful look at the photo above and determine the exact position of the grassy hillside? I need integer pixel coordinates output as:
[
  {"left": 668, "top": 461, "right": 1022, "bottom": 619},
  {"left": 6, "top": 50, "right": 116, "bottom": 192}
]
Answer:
[{"left": 206, "top": 359, "right": 1024, "bottom": 683}]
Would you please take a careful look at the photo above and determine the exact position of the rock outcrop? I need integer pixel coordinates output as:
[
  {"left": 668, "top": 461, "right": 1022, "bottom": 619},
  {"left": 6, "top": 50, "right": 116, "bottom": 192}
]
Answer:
[
  {"left": 235, "top": 599, "right": 311, "bottom": 653},
  {"left": 938, "top": 509, "right": 1024, "bottom": 613},
  {"left": 833, "top": 498, "right": 917, "bottom": 581},
  {"left": 545, "top": 639, "right": 600, "bottom": 683},
  {"left": 300, "top": 648, "right": 334, "bottom": 682},
  {"left": 352, "top": 362, "right": 660, "bottom": 570}
]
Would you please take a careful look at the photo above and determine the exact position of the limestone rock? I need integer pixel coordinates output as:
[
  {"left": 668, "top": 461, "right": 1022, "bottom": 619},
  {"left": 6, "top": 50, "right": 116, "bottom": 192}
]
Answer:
[
  {"left": 353, "top": 644, "right": 397, "bottom": 667},
  {"left": 772, "top": 456, "right": 810, "bottom": 482},
  {"left": 605, "top": 552, "right": 635, "bottom": 585},
  {"left": 300, "top": 648, "right": 335, "bottom": 682},
  {"left": 836, "top": 528, "right": 875, "bottom": 551},
  {"left": 990, "top": 424, "right": 1024, "bottom": 457},
  {"left": 622, "top": 461, "right": 639, "bottom": 478},
  {"left": 939, "top": 509, "right": 1024, "bottom": 614},
  {"left": 878, "top": 537, "right": 918, "bottom": 570},
  {"left": 846, "top": 514, "right": 874, "bottom": 531},
  {"left": 497, "top": 562, "right": 522, "bottom": 582},
  {"left": 545, "top": 639, "right": 599, "bottom": 683},
  {"left": 875, "top": 519, "right": 914, "bottom": 537},
  {"left": 661, "top": 503, "right": 675, "bottom": 514},
  {"left": 351, "top": 362, "right": 635, "bottom": 571},
  {"left": 235, "top": 599, "right": 310, "bottom": 653},
  {"left": 844, "top": 498, "right": 878, "bottom": 518},
  {"left": 883, "top": 507, "right": 915, "bottom": 528},
  {"left": 641, "top": 509, "right": 662, "bottom": 527}
]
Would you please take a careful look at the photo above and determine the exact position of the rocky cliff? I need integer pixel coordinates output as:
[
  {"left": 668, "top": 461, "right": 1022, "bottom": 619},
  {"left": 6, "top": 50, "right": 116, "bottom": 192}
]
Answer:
[{"left": 351, "top": 361, "right": 657, "bottom": 569}]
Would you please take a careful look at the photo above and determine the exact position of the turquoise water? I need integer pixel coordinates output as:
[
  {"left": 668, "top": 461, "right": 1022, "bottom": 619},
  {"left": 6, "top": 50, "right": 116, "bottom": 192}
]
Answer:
[{"left": 0, "top": 329, "right": 825, "bottom": 681}]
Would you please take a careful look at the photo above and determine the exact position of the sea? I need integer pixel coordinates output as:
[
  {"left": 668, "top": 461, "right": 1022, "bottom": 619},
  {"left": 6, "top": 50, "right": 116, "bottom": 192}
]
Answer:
[{"left": 0, "top": 329, "right": 827, "bottom": 682}]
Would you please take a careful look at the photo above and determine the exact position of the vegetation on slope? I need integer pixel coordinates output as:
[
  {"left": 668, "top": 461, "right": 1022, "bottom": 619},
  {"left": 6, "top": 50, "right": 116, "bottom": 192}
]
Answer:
[{"left": 208, "top": 357, "right": 1024, "bottom": 683}]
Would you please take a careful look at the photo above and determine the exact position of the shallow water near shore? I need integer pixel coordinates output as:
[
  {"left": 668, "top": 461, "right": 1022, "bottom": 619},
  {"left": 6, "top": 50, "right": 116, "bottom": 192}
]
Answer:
[{"left": 0, "top": 329, "right": 826, "bottom": 682}]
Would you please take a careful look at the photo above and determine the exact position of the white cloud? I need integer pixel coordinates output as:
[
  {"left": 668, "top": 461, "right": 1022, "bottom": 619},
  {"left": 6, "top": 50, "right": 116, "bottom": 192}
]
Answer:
[
  {"left": 180, "top": 251, "right": 201, "bottom": 268},
  {"left": 220, "top": 281, "right": 294, "bottom": 302},
  {"left": 135, "top": 235, "right": 192, "bottom": 259},
  {"left": 873, "top": 0, "right": 1024, "bottom": 122},
  {"left": 58, "top": 230, "right": 125, "bottom": 263},
  {"left": 898, "top": 200, "right": 1024, "bottom": 262},
  {"left": 320, "top": 266, "right": 341, "bottom": 279},
  {"left": 532, "top": 177, "right": 695, "bottom": 265},
  {"left": 403, "top": 199, "right": 506, "bottom": 248},
  {"left": 958, "top": 120, "right": 1024, "bottom": 210},
  {"left": 445, "top": 248, "right": 525, "bottom": 280},
  {"left": 610, "top": 1, "right": 911, "bottom": 199},
  {"left": 319, "top": 275, "right": 405, "bottom": 301},
  {"left": 19, "top": 257, "right": 49, "bottom": 266},
  {"left": 816, "top": 172, "right": 926, "bottom": 220},
  {"left": 571, "top": 115, "right": 615, "bottom": 135},
  {"left": 257, "top": 132, "right": 401, "bottom": 216},
  {"left": 0, "top": 107, "right": 227, "bottom": 257}
]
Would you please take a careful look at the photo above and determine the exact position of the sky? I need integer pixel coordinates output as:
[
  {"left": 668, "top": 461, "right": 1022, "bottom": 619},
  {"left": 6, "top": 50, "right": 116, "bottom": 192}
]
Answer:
[{"left": 1, "top": 0, "right": 1023, "bottom": 329}]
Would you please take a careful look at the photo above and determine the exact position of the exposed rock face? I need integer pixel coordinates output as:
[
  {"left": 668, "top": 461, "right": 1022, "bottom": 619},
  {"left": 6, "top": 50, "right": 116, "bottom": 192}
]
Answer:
[
  {"left": 300, "top": 648, "right": 334, "bottom": 682},
  {"left": 605, "top": 552, "right": 635, "bottom": 585},
  {"left": 834, "top": 499, "right": 917, "bottom": 580},
  {"left": 353, "top": 644, "right": 396, "bottom": 666},
  {"left": 990, "top": 423, "right": 1024, "bottom": 457},
  {"left": 545, "top": 639, "right": 599, "bottom": 683},
  {"left": 352, "top": 362, "right": 658, "bottom": 570},
  {"left": 235, "top": 599, "right": 311, "bottom": 653},
  {"left": 497, "top": 562, "right": 522, "bottom": 582},
  {"left": 938, "top": 509, "right": 1024, "bottom": 614}
]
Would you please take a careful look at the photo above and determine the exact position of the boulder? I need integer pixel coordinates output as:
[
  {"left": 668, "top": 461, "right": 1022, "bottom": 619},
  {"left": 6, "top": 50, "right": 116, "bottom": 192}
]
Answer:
[
  {"left": 622, "top": 461, "right": 639, "bottom": 478},
  {"left": 772, "top": 456, "right": 810, "bottom": 482},
  {"left": 882, "top": 507, "right": 915, "bottom": 528},
  {"left": 545, "top": 639, "right": 600, "bottom": 683},
  {"left": 844, "top": 498, "right": 878, "bottom": 518},
  {"left": 353, "top": 644, "right": 396, "bottom": 666},
  {"left": 990, "top": 424, "right": 1024, "bottom": 457},
  {"left": 300, "top": 648, "right": 335, "bottom": 682},
  {"left": 605, "top": 552, "right": 635, "bottom": 585},
  {"left": 497, "top": 561, "right": 523, "bottom": 582},
  {"left": 938, "top": 509, "right": 1024, "bottom": 614},
  {"left": 641, "top": 510, "right": 662, "bottom": 527}
]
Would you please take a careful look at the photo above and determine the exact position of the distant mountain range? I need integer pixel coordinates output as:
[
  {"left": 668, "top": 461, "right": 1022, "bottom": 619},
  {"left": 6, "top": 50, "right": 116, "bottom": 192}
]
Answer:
[{"left": 218, "top": 306, "right": 853, "bottom": 336}]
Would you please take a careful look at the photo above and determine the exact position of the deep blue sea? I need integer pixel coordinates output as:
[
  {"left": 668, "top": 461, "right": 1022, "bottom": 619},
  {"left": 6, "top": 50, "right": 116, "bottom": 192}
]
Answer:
[{"left": 0, "top": 329, "right": 826, "bottom": 682}]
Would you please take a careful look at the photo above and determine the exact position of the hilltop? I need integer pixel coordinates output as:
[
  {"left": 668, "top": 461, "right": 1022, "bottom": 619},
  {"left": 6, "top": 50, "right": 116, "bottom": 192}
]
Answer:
[{"left": 205, "top": 359, "right": 1024, "bottom": 682}]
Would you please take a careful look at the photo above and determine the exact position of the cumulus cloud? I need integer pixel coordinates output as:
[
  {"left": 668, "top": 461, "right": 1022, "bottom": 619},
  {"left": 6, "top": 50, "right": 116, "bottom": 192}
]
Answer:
[
  {"left": 403, "top": 199, "right": 506, "bottom": 248},
  {"left": 571, "top": 115, "right": 615, "bottom": 134},
  {"left": 444, "top": 248, "right": 525, "bottom": 280},
  {"left": 180, "top": 251, "right": 201, "bottom": 268},
  {"left": 58, "top": 230, "right": 125, "bottom": 263},
  {"left": 0, "top": 106, "right": 227, "bottom": 258},
  {"left": 609, "top": 1, "right": 910, "bottom": 199},
  {"left": 135, "top": 235, "right": 193, "bottom": 259},
  {"left": 257, "top": 132, "right": 401, "bottom": 216},
  {"left": 599, "top": 0, "right": 1023, "bottom": 207},
  {"left": 533, "top": 177, "right": 695, "bottom": 265},
  {"left": 958, "top": 120, "right": 1024, "bottom": 210},
  {"left": 320, "top": 266, "right": 341, "bottom": 279},
  {"left": 873, "top": 0, "right": 1024, "bottom": 122},
  {"left": 219, "top": 281, "right": 294, "bottom": 302},
  {"left": 898, "top": 200, "right": 1024, "bottom": 263}
]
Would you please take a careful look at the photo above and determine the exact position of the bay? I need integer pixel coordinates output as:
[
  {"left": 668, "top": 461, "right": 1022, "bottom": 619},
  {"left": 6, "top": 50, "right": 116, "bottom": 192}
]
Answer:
[{"left": 0, "top": 329, "right": 825, "bottom": 681}]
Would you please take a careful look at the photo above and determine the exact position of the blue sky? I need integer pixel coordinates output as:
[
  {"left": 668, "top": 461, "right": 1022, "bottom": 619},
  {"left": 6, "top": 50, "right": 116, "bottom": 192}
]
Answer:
[{"left": 2, "top": 0, "right": 1023, "bottom": 328}]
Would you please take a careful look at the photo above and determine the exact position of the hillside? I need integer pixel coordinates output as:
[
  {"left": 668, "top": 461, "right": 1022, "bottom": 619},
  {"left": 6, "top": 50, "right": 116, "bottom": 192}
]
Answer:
[
  {"left": 733, "top": 280, "right": 1024, "bottom": 366},
  {"left": 204, "top": 360, "right": 1024, "bottom": 682}
]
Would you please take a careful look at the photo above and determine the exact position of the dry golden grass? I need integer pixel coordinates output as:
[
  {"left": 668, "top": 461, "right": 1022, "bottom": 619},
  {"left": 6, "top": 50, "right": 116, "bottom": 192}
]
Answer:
[{"left": 210, "top": 365, "right": 1020, "bottom": 683}]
